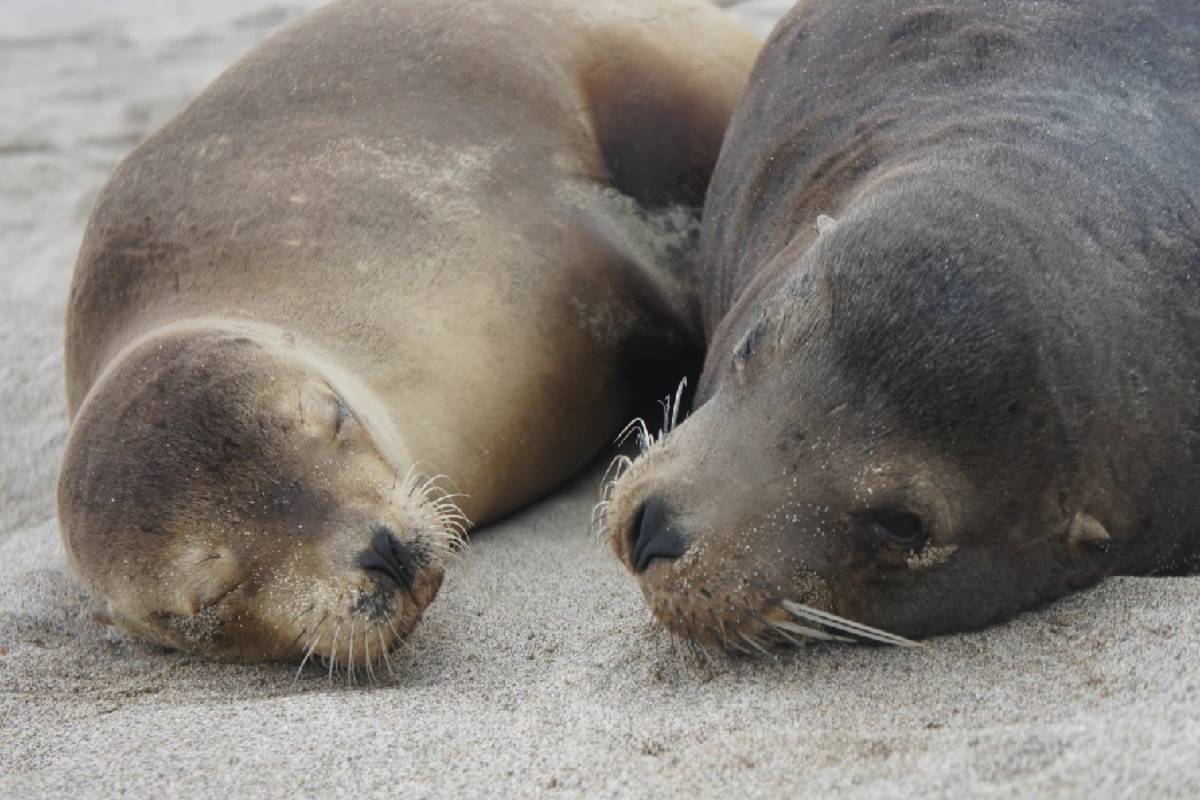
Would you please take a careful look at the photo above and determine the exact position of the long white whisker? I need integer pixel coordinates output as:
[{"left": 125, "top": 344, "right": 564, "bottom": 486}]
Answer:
[
  {"left": 638, "top": 426, "right": 653, "bottom": 452},
  {"left": 590, "top": 501, "right": 611, "bottom": 538},
  {"left": 363, "top": 627, "right": 376, "bottom": 684},
  {"left": 736, "top": 629, "right": 775, "bottom": 658},
  {"left": 616, "top": 418, "right": 647, "bottom": 447},
  {"left": 601, "top": 454, "right": 634, "bottom": 486},
  {"left": 707, "top": 612, "right": 749, "bottom": 656},
  {"left": 774, "top": 619, "right": 854, "bottom": 643},
  {"left": 377, "top": 626, "right": 395, "bottom": 677},
  {"left": 670, "top": 378, "right": 687, "bottom": 432},
  {"left": 399, "top": 462, "right": 422, "bottom": 494},
  {"left": 386, "top": 617, "right": 404, "bottom": 648},
  {"left": 327, "top": 623, "right": 343, "bottom": 681},
  {"left": 417, "top": 473, "right": 455, "bottom": 500},
  {"left": 767, "top": 621, "right": 814, "bottom": 647},
  {"left": 780, "top": 600, "right": 924, "bottom": 648},
  {"left": 294, "top": 615, "right": 330, "bottom": 682}
]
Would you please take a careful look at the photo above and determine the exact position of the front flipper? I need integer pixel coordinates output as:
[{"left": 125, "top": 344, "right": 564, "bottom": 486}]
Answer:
[{"left": 578, "top": 6, "right": 760, "bottom": 209}]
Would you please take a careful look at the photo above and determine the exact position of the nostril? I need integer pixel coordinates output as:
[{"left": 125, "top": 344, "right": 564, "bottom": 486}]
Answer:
[
  {"left": 357, "top": 524, "right": 426, "bottom": 596},
  {"left": 630, "top": 496, "right": 688, "bottom": 574}
]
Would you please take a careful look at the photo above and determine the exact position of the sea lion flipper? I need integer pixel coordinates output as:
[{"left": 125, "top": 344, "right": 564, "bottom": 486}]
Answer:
[{"left": 578, "top": 11, "right": 759, "bottom": 209}]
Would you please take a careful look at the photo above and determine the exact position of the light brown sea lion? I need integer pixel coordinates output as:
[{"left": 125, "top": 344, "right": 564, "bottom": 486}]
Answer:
[
  {"left": 603, "top": 0, "right": 1200, "bottom": 649},
  {"left": 58, "top": 0, "right": 758, "bottom": 670}
]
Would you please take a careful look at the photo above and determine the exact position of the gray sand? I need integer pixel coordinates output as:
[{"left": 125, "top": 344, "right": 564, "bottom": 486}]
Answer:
[{"left": 3, "top": 2, "right": 1199, "bottom": 796}]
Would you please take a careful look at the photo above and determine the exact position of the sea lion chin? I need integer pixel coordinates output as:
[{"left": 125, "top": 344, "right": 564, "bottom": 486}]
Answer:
[{"left": 602, "top": 0, "right": 1200, "bottom": 650}]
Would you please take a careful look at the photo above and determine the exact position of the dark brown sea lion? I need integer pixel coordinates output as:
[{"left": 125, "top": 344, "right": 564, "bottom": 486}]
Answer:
[
  {"left": 57, "top": 0, "right": 758, "bottom": 669},
  {"left": 603, "top": 0, "right": 1200, "bottom": 648}
]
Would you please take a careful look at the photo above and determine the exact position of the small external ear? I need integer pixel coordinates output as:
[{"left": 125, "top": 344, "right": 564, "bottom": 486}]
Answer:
[
  {"left": 816, "top": 214, "right": 839, "bottom": 234},
  {"left": 171, "top": 546, "right": 245, "bottom": 615},
  {"left": 1068, "top": 512, "right": 1112, "bottom": 552}
]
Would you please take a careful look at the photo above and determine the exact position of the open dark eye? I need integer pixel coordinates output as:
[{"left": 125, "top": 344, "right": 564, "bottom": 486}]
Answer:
[{"left": 859, "top": 511, "right": 925, "bottom": 550}]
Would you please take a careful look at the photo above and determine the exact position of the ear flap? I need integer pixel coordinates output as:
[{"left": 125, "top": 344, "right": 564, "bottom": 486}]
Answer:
[
  {"left": 1068, "top": 512, "right": 1112, "bottom": 553},
  {"left": 578, "top": 12, "right": 759, "bottom": 208},
  {"left": 170, "top": 545, "right": 246, "bottom": 616}
]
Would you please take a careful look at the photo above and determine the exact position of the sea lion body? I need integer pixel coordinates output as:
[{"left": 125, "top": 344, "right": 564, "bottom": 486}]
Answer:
[
  {"left": 59, "top": 0, "right": 758, "bottom": 664},
  {"left": 605, "top": 0, "right": 1200, "bottom": 644}
]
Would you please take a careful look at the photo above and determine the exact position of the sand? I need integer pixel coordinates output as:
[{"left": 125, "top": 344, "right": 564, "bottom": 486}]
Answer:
[{"left": 3, "top": 1, "right": 1199, "bottom": 797}]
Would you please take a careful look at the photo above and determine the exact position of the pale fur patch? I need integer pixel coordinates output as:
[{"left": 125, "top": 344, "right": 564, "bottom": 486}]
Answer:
[{"left": 906, "top": 544, "right": 959, "bottom": 570}]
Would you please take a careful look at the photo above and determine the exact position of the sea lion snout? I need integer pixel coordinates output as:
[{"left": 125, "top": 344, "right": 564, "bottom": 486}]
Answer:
[
  {"left": 357, "top": 524, "right": 431, "bottom": 601},
  {"left": 628, "top": 496, "right": 688, "bottom": 573}
]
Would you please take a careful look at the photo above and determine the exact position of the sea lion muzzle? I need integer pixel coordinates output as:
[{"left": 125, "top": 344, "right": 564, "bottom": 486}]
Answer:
[{"left": 629, "top": 496, "right": 689, "bottom": 573}]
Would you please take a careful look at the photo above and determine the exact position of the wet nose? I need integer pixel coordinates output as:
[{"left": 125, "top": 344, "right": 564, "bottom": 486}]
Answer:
[
  {"left": 630, "top": 496, "right": 688, "bottom": 573},
  {"left": 357, "top": 525, "right": 423, "bottom": 595}
]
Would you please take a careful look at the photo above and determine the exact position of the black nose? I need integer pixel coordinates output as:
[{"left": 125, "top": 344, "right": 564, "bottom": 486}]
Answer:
[
  {"left": 357, "top": 525, "right": 426, "bottom": 596},
  {"left": 631, "top": 496, "right": 688, "bottom": 573}
]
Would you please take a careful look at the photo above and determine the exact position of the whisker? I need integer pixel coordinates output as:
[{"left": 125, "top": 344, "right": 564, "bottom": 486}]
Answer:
[
  {"left": 417, "top": 473, "right": 458, "bottom": 501},
  {"left": 294, "top": 614, "right": 329, "bottom": 683},
  {"left": 766, "top": 621, "right": 812, "bottom": 648},
  {"left": 670, "top": 377, "right": 688, "bottom": 432},
  {"left": 290, "top": 601, "right": 316, "bottom": 626},
  {"left": 327, "top": 623, "right": 343, "bottom": 681},
  {"left": 692, "top": 638, "right": 717, "bottom": 667},
  {"left": 397, "top": 462, "right": 424, "bottom": 496},
  {"left": 295, "top": 640, "right": 318, "bottom": 682},
  {"left": 736, "top": 629, "right": 775, "bottom": 658},
  {"left": 780, "top": 600, "right": 924, "bottom": 648},
  {"left": 743, "top": 604, "right": 848, "bottom": 644},
  {"left": 377, "top": 625, "right": 395, "bottom": 677},
  {"left": 749, "top": 608, "right": 802, "bottom": 646},
  {"left": 363, "top": 627, "right": 375, "bottom": 684},
  {"left": 774, "top": 619, "right": 854, "bottom": 643},
  {"left": 386, "top": 617, "right": 405, "bottom": 652},
  {"left": 289, "top": 627, "right": 308, "bottom": 650},
  {"left": 601, "top": 454, "right": 634, "bottom": 487},
  {"left": 707, "top": 619, "right": 750, "bottom": 656},
  {"left": 616, "top": 418, "right": 648, "bottom": 447}
]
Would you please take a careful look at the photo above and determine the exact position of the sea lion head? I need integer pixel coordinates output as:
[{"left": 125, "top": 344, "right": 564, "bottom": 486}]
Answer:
[
  {"left": 604, "top": 184, "right": 1110, "bottom": 649},
  {"left": 58, "top": 323, "right": 464, "bottom": 670}
]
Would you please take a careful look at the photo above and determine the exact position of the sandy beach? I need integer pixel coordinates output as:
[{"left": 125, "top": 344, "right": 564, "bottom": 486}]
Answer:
[{"left": 3, "top": 1, "right": 1199, "bottom": 796}]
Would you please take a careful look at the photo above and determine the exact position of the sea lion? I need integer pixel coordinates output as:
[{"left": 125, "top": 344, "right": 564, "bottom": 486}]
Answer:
[
  {"left": 58, "top": 0, "right": 758, "bottom": 669},
  {"left": 602, "top": 0, "right": 1200, "bottom": 649}
]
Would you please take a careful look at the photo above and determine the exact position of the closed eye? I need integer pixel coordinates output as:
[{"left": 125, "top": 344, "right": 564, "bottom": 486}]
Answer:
[
  {"left": 733, "top": 320, "right": 766, "bottom": 372},
  {"left": 332, "top": 395, "right": 351, "bottom": 437}
]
